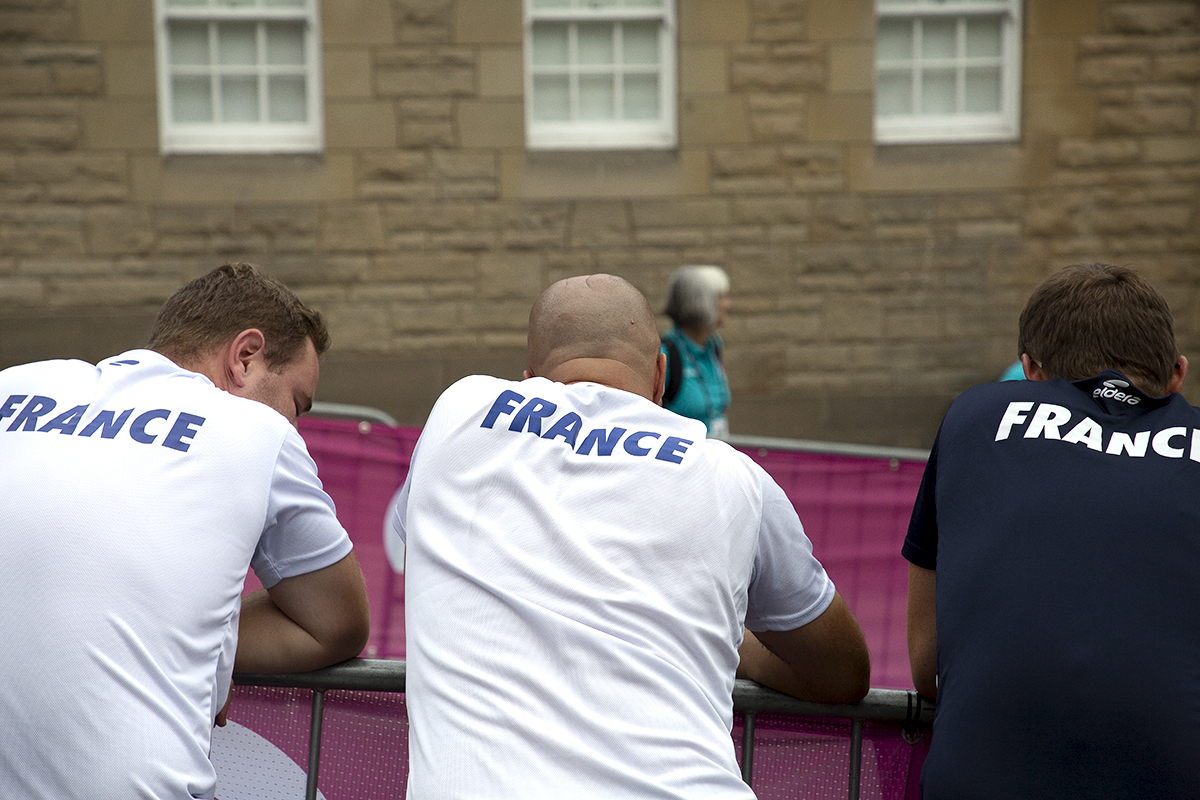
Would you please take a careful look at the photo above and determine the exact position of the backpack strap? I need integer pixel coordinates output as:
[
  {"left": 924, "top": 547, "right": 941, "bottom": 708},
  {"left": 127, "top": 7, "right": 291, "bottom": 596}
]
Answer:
[{"left": 661, "top": 337, "right": 682, "bottom": 406}]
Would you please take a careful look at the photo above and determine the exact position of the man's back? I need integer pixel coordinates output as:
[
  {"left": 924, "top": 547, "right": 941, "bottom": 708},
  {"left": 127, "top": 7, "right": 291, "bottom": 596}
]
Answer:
[
  {"left": 0, "top": 351, "right": 335, "bottom": 798},
  {"left": 400, "top": 375, "right": 834, "bottom": 799},
  {"left": 905, "top": 373, "right": 1200, "bottom": 798}
]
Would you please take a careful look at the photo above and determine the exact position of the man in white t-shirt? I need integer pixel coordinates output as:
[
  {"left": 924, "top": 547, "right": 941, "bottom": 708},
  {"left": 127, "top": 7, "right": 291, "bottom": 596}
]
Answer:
[
  {"left": 392, "top": 274, "right": 870, "bottom": 799},
  {"left": 0, "top": 263, "right": 370, "bottom": 800}
]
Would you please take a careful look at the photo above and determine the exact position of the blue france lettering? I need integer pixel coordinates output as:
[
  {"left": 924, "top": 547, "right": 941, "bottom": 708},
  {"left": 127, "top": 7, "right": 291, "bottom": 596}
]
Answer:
[
  {"left": 38, "top": 404, "right": 89, "bottom": 435},
  {"left": 481, "top": 390, "right": 694, "bottom": 464},
  {"left": 0, "top": 393, "right": 205, "bottom": 452},
  {"left": 8, "top": 395, "right": 56, "bottom": 431},
  {"left": 577, "top": 427, "right": 625, "bottom": 456},
  {"left": 79, "top": 408, "right": 134, "bottom": 439}
]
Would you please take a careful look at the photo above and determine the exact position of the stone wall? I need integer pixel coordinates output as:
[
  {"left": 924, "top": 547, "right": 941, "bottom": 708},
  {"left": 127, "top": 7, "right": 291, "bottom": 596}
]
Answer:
[{"left": 0, "top": 0, "right": 1196, "bottom": 447}]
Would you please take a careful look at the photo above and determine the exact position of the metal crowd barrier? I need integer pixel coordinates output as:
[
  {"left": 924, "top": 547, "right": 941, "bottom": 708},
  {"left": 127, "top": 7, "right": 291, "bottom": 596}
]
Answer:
[{"left": 234, "top": 659, "right": 935, "bottom": 800}]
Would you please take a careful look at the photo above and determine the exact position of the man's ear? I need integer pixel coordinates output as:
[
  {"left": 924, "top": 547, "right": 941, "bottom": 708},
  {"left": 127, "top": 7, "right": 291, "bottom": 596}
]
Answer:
[
  {"left": 1021, "top": 353, "right": 1048, "bottom": 382},
  {"left": 522, "top": 369, "right": 533, "bottom": 380},
  {"left": 1167, "top": 355, "right": 1188, "bottom": 394},
  {"left": 652, "top": 351, "right": 667, "bottom": 405},
  {"left": 224, "top": 329, "right": 267, "bottom": 389}
]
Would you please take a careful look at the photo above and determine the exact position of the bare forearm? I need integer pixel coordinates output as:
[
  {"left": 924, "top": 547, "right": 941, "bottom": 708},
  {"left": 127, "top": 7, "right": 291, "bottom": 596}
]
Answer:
[{"left": 235, "top": 590, "right": 363, "bottom": 673}]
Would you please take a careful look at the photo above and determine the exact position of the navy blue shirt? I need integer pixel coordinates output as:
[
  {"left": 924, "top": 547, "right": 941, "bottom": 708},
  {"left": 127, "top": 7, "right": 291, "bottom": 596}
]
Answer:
[{"left": 904, "top": 372, "right": 1200, "bottom": 799}]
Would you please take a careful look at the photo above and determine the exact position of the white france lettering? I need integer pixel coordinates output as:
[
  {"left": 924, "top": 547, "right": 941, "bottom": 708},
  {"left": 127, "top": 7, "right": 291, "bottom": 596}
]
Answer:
[
  {"left": 995, "top": 402, "right": 1034, "bottom": 441},
  {"left": 1151, "top": 427, "right": 1187, "bottom": 459},
  {"left": 1023, "top": 403, "right": 1072, "bottom": 440},
  {"left": 1061, "top": 417, "right": 1103, "bottom": 451},
  {"left": 1105, "top": 430, "right": 1149, "bottom": 457},
  {"left": 1192, "top": 430, "right": 1200, "bottom": 464}
]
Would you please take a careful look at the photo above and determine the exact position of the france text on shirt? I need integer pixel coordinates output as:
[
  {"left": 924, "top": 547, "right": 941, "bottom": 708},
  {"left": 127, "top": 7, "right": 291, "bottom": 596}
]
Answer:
[
  {"left": 481, "top": 389, "right": 694, "bottom": 465},
  {"left": 995, "top": 401, "right": 1200, "bottom": 461},
  {"left": 0, "top": 393, "right": 205, "bottom": 453}
]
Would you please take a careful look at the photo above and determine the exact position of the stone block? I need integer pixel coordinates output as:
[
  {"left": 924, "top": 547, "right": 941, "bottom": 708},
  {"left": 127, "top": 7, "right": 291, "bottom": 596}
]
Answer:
[
  {"left": 503, "top": 149, "right": 708, "bottom": 200},
  {"left": 829, "top": 43, "right": 873, "bottom": 93},
  {"left": 131, "top": 154, "right": 356, "bottom": 205},
  {"left": 455, "top": 0, "right": 521, "bottom": 44},
  {"left": 710, "top": 145, "right": 779, "bottom": 176},
  {"left": 0, "top": 98, "right": 79, "bottom": 148},
  {"left": 681, "top": 94, "right": 751, "bottom": 144},
  {"left": 1144, "top": 135, "right": 1200, "bottom": 162},
  {"left": 323, "top": 0, "right": 396, "bottom": 46},
  {"left": 80, "top": 99, "right": 157, "bottom": 149},
  {"left": 48, "top": 277, "right": 180, "bottom": 308},
  {"left": 432, "top": 150, "right": 497, "bottom": 180},
  {"left": 79, "top": 0, "right": 153, "bottom": 43},
  {"left": 1093, "top": 204, "right": 1191, "bottom": 233},
  {"left": 806, "top": 0, "right": 873, "bottom": 40},
  {"left": 1078, "top": 54, "right": 1152, "bottom": 84},
  {"left": 0, "top": 9, "right": 76, "bottom": 43},
  {"left": 320, "top": 204, "right": 386, "bottom": 251},
  {"left": 681, "top": 0, "right": 750, "bottom": 43},
  {"left": 635, "top": 227, "right": 709, "bottom": 247},
  {"left": 1099, "top": 103, "right": 1193, "bottom": 134},
  {"left": 472, "top": 298, "right": 536, "bottom": 331},
  {"left": 734, "top": 196, "right": 810, "bottom": 224},
  {"left": 478, "top": 47, "right": 522, "bottom": 98},
  {"left": 812, "top": 196, "right": 869, "bottom": 241},
  {"left": 478, "top": 250, "right": 542, "bottom": 299},
  {"left": 680, "top": 45, "right": 727, "bottom": 94},
  {"left": 1025, "top": 89, "right": 1096, "bottom": 137},
  {"left": 324, "top": 49, "right": 374, "bottom": 99},
  {"left": 1026, "top": 0, "right": 1101, "bottom": 36},
  {"left": 569, "top": 201, "right": 632, "bottom": 248},
  {"left": 374, "top": 251, "right": 477, "bottom": 282},
  {"left": 745, "top": 93, "right": 804, "bottom": 142},
  {"left": 400, "top": 118, "right": 457, "bottom": 148},
  {"left": 86, "top": 205, "right": 154, "bottom": 254},
  {"left": 730, "top": 47, "right": 826, "bottom": 92},
  {"left": 326, "top": 101, "right": 398, "bottom": 149},
  {"left": 632, "top": 197, "right": 731, "bottom": 228},
  {"left": 0, "top": 205, "right": 84, "bottom": 255},
  {"left": 1056, "top": 137, "right": 1140, "bottom": 166},
  {"left": 1105, "top": 2, "right": 1197, "bottom": 34},
  {"left": 1155, "top": 51, "right": 1200, "bottom": 81},
  {"left": 429, "top": 229, "right": 494, "bottom": 250},
  {"left": 103, "top": 45, "right": 156, "bottom": 98},
  {"left": 457, "top": 100, "right": 523, "bottom": 149},
  {"left": 0, "top": 276, "right": 44, "bottom": 305},
  {"left": 394, "top": 0, "right": 455, "bottom": 44},
  {"left": 807, "top": 94, "right": 872, "bottom": 143}
]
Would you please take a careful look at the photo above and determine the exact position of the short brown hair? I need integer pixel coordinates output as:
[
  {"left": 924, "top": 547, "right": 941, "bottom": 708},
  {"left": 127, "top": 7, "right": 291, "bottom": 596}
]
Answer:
[
  {"left": 1018, "top": 263, "right": 1177, "bottom": 394},
  {"left": 147, "top": 263, "right": 330, "bottom": 369}
]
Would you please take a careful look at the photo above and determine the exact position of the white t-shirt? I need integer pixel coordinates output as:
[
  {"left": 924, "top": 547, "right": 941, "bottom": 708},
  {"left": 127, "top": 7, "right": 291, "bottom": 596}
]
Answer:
[
  {"left": 393, "top": 375, "right": 835, "bottom": 799},
  {"left": 0, "top": 350, "right": 353, "bottom": 800}
]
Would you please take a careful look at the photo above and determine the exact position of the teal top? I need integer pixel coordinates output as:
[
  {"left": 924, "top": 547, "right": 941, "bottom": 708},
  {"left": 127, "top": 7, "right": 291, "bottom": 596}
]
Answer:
[
  {"left": 662, "top": 327, "right": 731, "bottom": 436},
  {"left": 999, "top": 360, "right": 1024, "bottom": 381}
]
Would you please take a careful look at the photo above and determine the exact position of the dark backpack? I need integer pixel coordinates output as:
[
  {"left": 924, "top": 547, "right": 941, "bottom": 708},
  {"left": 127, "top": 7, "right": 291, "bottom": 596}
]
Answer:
[{"left": 661, "top": 336, "right": 721, "bottom": 406}]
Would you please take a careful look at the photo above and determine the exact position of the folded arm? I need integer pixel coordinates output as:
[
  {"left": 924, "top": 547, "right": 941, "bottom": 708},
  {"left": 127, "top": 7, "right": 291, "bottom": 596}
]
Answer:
[
  {"left": 235, "top": 551, "right": 371, "bottom": 673},
  {"left": 737, "top": 592, "right": 871, "bottom": 704}
]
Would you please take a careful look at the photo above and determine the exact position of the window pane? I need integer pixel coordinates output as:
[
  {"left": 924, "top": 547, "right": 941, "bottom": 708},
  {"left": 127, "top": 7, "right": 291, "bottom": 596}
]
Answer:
[
  {"left": 964, "top": 67, "right": 1001, "bottom": 111},
  {"left": 920, "top": 18, "right": 956, "bottom": 59},
  {"left": 578, "top": 22, "right": 614, "bottom": 66},
  {"left": 876, "top": 71, "right": 912, "bottom": 116},
  {"left": 269, "top": 75, "right": 307, "bottom": 121},
  {"left": 218, "top": 22, "right": 258, "bottom": 66},
  {"left": 965, "top": 17, "right": 1002, "bottom": 58},
  {"left": 266, "top": 22, "right": 305, "bottom": 65},
  {"left": 216, "top": 0, "right": 256, "bottom": 7},
  {"left": 877, "top": 18, "right": 912, "bottom": 61},
  {"left": 921, "top": 69, "right": 956, "bottom": 113},
  {"left": 221, "top": 75, "right": 260, "bottom": 121},
  {"left": 167, "top": 0, "right": 208, "bottom": 6},
  {"left": 169, "top": 22, "right": 210, "bottom": 66},
  {"left": 532, "top": 0, "right": 571, "bottom": 7},
  {"left": 623, "top": 73, "right": 658, "bottom": 119},
  {"left": 265, "top": 0, "right": 306, "bottom": 6},
  {"left": 579, "top": 74, "right": 614, "bottom": 120},
  {"left": 172, "top": 76, "right": 213, "bottom": 122},
  {"left": 622, "top": 21, "right": 658, "bottom": 65},
  {"left": 532, "top": 22, "right": 569, "bottom": 67},
  {"left": 532, "top": 75, "right": 570, "bottom": 120},
  {"left": 623, "top": 0, "right": 664, "bottom": 7}
]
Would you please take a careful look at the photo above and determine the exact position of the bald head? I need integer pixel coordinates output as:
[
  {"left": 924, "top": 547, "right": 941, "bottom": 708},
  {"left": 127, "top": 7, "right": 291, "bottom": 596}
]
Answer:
[{"left": 527, "top": 274, "right": 665, "bottom": 400}]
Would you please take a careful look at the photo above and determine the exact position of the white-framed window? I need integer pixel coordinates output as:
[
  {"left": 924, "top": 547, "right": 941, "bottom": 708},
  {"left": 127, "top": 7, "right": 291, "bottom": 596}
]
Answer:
[
  {"left": 153, "top": 0, "right": 324, "bottom": 154},
  {"left": 524, "top": 0, "right": 677, "bottom": 151},
  {"left": 874, "top": 0, "right": 1022, "bottom": 144}
]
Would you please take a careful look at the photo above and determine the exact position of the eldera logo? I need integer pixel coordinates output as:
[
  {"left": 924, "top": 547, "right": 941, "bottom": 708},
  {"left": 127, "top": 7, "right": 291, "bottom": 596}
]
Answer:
[{"left": 1094, "top": 379, "right": 1140, "bottom": 405}]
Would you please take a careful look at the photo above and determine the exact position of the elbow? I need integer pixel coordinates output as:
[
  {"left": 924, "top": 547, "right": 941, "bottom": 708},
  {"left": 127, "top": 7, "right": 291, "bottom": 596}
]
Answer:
[{"left": 333, "top": 613, "right": 371, "bottom": 664}]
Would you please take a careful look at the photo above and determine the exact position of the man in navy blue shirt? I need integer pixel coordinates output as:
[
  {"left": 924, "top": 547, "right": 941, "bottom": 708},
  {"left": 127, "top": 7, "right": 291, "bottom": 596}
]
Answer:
[{"left": 904, "top": 263, "right": 1198, "bottom": 799}]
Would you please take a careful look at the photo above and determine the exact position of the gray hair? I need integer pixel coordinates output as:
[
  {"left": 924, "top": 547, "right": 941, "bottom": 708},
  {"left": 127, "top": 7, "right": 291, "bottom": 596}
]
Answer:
[{"left": 663, "top": 265, "right": 730, "bottom": 329}]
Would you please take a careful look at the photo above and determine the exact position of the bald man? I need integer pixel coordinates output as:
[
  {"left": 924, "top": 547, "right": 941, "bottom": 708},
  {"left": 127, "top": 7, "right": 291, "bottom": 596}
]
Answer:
[{"left": 390, "top": 275, "right": 869, "bottom": 800}]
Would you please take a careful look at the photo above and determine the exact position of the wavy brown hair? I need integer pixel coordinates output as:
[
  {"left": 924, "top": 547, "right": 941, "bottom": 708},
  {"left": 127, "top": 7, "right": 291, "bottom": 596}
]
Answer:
[{"left": 147, "top": 262, "right": 329, "bottom": 370}]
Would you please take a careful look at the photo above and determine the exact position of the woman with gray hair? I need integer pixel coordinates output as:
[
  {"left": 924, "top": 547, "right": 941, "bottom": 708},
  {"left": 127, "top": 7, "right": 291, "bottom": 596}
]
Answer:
[{"left": 661, "top": 265, "right": 732, "bottom": 438}]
